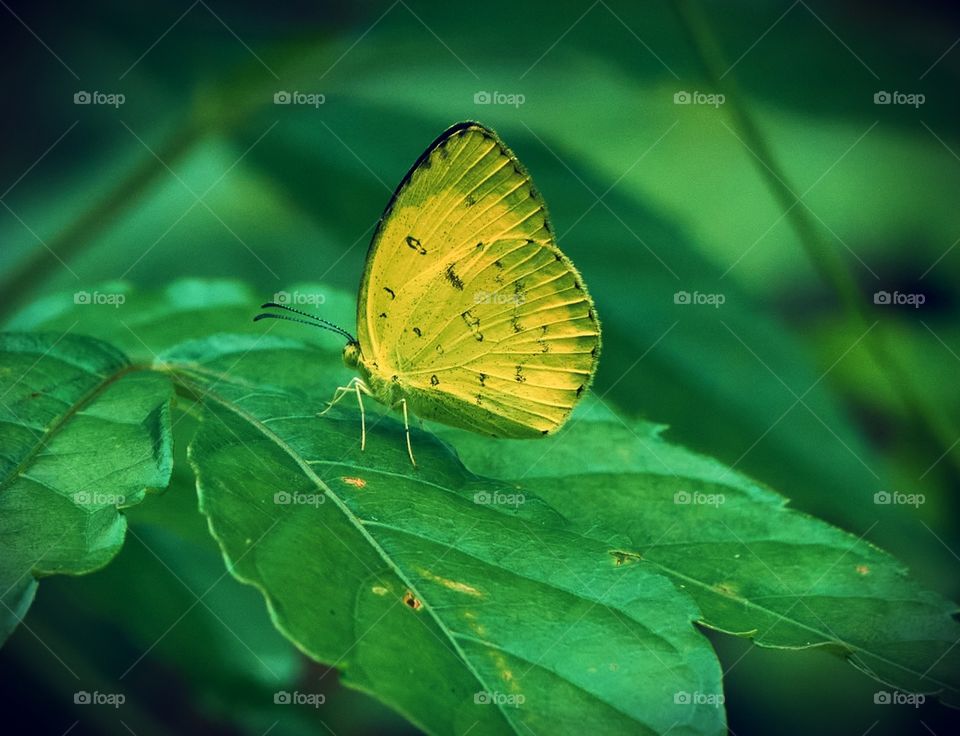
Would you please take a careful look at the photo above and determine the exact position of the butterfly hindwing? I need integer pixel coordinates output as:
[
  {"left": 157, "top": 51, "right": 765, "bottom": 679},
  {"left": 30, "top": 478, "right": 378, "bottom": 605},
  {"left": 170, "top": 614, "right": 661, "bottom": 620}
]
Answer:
[{"left": 356, "top": 122, "right": 600, "bottom": 437}]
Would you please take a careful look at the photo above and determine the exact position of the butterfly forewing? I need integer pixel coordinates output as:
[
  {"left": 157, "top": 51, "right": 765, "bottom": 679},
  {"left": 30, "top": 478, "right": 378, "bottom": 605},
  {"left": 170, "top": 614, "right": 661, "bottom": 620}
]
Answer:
[{"left": 357, "top": 122, "right": 600, "bottom": 437}]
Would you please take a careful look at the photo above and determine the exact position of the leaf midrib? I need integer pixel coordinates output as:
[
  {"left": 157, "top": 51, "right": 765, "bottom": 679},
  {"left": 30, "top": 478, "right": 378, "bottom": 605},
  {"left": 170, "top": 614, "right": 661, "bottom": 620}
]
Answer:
[{"left": 178, "top": 372, "right": 526, "bottom": 735}]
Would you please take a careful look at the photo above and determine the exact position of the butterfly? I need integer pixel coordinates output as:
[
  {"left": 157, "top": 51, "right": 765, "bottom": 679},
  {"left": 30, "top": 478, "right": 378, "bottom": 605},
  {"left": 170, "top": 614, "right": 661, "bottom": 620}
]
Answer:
[{"left": 257, "top": 121, "right": 601, "bottom": 465}]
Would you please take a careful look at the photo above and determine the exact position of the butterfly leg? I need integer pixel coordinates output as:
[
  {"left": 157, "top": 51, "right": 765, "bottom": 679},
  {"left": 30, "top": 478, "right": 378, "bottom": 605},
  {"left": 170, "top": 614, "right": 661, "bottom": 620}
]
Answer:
[
  {"left": 399, "top": 398, "right": 416, "bottom": 467},
  {"left": 318, "top": 377, "right": 372, "bottom": 452},
  {"left": 355, "top": 379, "right": 367, "bottom": 452},
  {"left": 318, "top": 379, "right": 359, "bottom": 416}
]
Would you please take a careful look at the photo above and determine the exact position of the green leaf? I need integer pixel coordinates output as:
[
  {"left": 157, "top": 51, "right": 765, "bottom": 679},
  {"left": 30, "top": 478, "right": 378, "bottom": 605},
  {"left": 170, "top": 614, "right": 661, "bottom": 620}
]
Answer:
[
  {"left": 178, "top": 334, "right": 727, "bottom": 736},
  {"left": 437, "top": 403, "right": 960, "bottom": 706},
  {"left": 0, "top": 332, "right": 173, "bottom": 642}
]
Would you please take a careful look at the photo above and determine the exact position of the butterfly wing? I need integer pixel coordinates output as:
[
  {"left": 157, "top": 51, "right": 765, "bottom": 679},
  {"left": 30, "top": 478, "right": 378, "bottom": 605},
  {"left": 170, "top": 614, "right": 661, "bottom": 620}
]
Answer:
[{"left": 356, "top": 121, "right": 600, "bottom": 437}]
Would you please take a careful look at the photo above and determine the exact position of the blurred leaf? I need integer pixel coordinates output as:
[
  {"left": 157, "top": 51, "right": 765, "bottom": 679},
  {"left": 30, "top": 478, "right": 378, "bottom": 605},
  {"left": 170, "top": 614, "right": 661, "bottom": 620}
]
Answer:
[{"left": 0, "top": 332, "right": 173, "bottom": 642}]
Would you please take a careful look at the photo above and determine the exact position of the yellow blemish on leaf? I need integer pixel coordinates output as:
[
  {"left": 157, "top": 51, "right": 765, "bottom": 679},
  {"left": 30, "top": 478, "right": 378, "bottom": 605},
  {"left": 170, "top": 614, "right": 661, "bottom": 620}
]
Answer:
[
  {"left": 341, "top": 476, "right": 367, "bottom": 488},
  {"left": 856, "top": 564, "right": 870, "bottom": 576},
  {"left": 402, "top": 590, "right": 423, "bottom": 610},
  {"left": 417, "top": 568, "right": 483, "bottom": 597},
  {"left": 713, "top": 582, "right": 739, "bottom": 597},
  {"left": 371, "top": 585, "right": 389, "bottom": 596}
]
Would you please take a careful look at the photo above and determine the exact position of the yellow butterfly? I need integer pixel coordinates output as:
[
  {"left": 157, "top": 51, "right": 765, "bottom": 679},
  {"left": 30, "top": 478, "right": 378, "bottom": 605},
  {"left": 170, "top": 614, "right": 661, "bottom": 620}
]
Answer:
[{"left": 258, "top": 121, "right": 601, "bottom": 465}]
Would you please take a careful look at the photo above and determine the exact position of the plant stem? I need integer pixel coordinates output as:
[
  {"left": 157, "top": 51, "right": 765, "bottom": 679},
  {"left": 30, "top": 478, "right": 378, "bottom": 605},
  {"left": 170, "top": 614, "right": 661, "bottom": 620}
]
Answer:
[{"left": 672, "top": 0, "right": 960, "bottom": 486}]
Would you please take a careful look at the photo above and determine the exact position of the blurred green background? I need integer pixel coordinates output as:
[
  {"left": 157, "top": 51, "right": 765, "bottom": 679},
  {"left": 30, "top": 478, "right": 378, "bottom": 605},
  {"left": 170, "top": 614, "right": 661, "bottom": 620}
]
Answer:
[{"left": 1, "top": 0, "right": 958, "bottom": 733}]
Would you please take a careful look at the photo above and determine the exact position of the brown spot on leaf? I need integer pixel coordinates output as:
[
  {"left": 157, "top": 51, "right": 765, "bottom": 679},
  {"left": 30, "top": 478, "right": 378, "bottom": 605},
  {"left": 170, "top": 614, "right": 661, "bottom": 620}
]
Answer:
[
  {"left": 403, "top": 591, "right": 423, "bottom": 610},
  {"left": 341, "top": 476, "right": 367, "bottom": 489}
]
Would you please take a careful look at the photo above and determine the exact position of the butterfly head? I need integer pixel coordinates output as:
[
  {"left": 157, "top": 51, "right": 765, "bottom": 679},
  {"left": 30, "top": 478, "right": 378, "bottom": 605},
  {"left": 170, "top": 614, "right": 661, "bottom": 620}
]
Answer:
[{"left": 342, "top": 340, "right": 362, "bottom": 369}]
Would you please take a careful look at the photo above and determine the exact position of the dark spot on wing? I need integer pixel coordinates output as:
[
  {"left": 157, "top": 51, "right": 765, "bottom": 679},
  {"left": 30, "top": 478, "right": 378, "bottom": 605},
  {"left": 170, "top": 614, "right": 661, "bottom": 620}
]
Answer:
[
  {"left": 406, "top": 235, "right": 427, "bottom": 255},
  {"left": 460, "top": 309, "right": 483, "bottom": 342},
  {"left": 445, "top": 263, "right": 464, "bottom": 290}
]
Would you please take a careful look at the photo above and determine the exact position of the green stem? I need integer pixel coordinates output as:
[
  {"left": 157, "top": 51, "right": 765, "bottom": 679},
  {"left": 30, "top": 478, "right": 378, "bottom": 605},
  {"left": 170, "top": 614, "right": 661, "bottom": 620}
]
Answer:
[
  {"left": 672, "top": 0, "right": 960, "bottom": 486},
  {"left": 1, "top": 123, "right": 202, "bottom": 318}
]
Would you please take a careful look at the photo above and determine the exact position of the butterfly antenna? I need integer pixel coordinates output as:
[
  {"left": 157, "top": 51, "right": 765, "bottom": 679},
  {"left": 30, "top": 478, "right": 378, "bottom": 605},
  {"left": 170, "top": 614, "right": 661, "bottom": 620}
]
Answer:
[{"left": 255, "top": 302, "right": 356, "bottom": 343}]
